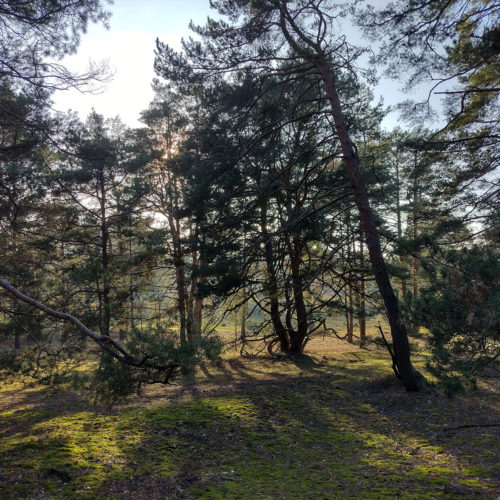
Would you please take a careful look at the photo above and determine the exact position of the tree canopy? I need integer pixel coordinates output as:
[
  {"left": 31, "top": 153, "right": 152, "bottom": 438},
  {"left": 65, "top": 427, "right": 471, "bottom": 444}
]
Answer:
[{"left": 0, "top": 0, "right": 498, "bottom": 398}]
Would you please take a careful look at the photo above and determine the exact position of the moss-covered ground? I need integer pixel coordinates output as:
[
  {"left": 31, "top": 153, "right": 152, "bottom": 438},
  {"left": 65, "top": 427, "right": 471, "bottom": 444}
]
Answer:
[{"left": 0, "top": 336, "right": 499, "bottom": 499}]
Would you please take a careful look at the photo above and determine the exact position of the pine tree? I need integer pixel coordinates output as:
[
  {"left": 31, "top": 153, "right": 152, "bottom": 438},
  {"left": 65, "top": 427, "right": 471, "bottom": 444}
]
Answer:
[
  {"left": 154, "top": 0, "right": 424, "bottom": 389},
  {"left": 51, "top": 112, "right": 150, "bottom": 336}
]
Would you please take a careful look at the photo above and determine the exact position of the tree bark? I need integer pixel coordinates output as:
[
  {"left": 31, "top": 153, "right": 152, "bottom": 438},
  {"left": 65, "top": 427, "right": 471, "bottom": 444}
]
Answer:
[
  {"left": 395, "top": 161, "right": 408, "bottom": 301},
  {"left": 359, "top": 235, "right": 366, "bottom": 348},
  {"left": 277, "top": 0, "right": 424, "bottom": 388},
  {"left": 315, "top": 55, "right": 423, "bottom": 390},
  {"left": 192, "top": 260, "right": 204, "bottom": 339},
  {"left": 286, "top": 235, "right": 308, "bottom": 353},
  {"left": 412, "top": 211, "right": 419, "bottom": 299},
  {"left": 347, "top": 229, "right": 354, "bottom": 344},
  {"left": 128, "top": 214, "right": 134, "bottom": 337},
  {"left": 411, "top": 153, "right": 420, "bottom": 300},
  {"left": 99, "top": 170, "right": 111, "bottom": 337},
  {"left": 240, "top": 296, "right": 247, "bottom": 339},
  {"left": 261, "top": 200, "right": 290, "bottom": 352},
  {"left": 168, "top": 211, "right": 188, "bottom": 345}
]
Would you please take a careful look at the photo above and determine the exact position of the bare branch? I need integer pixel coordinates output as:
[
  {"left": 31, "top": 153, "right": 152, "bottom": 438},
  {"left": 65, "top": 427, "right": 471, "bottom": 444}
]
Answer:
[{"left": 0, "top": 279, "right": 180, "bottom": 376}]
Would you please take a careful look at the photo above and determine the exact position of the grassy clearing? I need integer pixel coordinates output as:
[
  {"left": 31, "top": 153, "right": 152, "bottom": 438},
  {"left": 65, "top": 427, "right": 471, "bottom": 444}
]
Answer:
[{"left": 0, "top": 336, "right": 498, "bottom": 499}]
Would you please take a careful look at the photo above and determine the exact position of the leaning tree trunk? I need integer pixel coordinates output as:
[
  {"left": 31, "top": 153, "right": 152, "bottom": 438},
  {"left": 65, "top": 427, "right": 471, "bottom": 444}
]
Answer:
[
  {"left": 315, "top": 56, "right": 423, "bottom": 391},
  {"left": 278, "top": 1, "right": 423, "bottom": 389}
]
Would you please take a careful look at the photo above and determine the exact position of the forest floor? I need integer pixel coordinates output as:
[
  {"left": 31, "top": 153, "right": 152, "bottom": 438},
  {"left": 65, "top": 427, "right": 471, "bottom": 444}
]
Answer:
[{"left": 0, "top": 335, "right": 499, "bottom": 499}]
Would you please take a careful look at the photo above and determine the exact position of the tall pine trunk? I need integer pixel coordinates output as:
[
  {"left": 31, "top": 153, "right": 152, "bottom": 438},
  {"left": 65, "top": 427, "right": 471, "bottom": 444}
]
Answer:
[
  {"left": 128, "top": 215, "right": 134, "bottom": 339},
  {"left": 192, "top": 252, "right": 204, "bottom": 339},
  {"left": 358, "top": 235, "right": 366, "bottom": 348},
  {"left": 395, "top": 162, "right": 408, "bottom": 301},
  {"left": 278, "top": 2, "right": 423, "bottom": 388},
  {"left": 167, "top": 210, "right": 188, "bottom": 345},
  {"left": 240, "top": 296, "right": 247, "bottom": 339},
  {"left": 99, "top": 172, "right": 111, "bottom": 337},
  {"left": 412, "top": 209, "right": 419, "bottom": 300},
  {"left": 315, "top": 56, "right": 423, "bottom": 391},
  {"left": 347, "top": 232, "right": 354, "bottom": 344}
]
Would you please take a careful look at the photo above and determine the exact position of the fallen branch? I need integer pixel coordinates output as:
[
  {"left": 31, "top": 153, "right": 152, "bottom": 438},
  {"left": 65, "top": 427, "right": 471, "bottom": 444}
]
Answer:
[{"left": 0, "top": 279, "right": 179, "bottom": 379}]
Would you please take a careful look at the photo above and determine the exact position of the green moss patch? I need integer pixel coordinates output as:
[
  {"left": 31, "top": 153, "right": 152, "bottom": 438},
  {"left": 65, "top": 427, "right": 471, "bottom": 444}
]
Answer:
[{"left": 0, "top": 346, "right": 498, "bottom": 498}]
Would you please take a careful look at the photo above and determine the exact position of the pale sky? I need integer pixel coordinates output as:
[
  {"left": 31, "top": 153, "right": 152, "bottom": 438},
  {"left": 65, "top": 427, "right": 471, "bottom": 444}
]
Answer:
[
  {"left": 52, "top": 0, "right": 213, "bottom": 127},
  {"left": 52, "top": 1, "right": 436, "bottom": 130}
]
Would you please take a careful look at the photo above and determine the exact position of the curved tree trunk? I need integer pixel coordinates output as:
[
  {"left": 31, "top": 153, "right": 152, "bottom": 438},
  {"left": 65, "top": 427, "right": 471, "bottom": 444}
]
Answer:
[{"left": 276, "top": 0, "right": 424, "bottom": 389}]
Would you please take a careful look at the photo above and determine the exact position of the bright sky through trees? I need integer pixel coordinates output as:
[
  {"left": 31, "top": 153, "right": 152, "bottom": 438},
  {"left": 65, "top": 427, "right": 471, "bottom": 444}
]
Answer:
[
  {"left": 52, "top": 0, "right": 213, "bottom": 126},
  {"left": 52, "top": 0, "right": 436, "bottom": 129}
]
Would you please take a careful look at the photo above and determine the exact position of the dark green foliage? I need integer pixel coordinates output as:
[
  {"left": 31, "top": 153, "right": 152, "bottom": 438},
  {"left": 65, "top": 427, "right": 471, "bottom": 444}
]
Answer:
[
  {"left": 0, "top": 328, "right": 88, "bottom": 387},
  {"left": 125, "top": 327, "right": 223, "bottom": 369},
  {"left": 89, "top": 355, "right": 141, "bottom": 405},
  {"left": 50, "top": 112, "right": 155, "bottom": 336},
  {"left": 1, "top": 0, "right": 499, "bottom": 400},
  {"left": 413, "top": 246, "right": 500, "bottom": 393},
  {"left": 89, "top": 328, "right": 224, "bottom": 404}
]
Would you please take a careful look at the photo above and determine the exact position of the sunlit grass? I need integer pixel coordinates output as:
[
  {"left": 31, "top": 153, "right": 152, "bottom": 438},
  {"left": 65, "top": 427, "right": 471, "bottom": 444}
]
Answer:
[{"left": 0, "top": 336, "right": 498, "bottom": 499}]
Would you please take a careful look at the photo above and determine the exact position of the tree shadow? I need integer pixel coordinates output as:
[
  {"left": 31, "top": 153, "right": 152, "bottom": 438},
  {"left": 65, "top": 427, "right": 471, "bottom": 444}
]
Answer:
[
  {"left": 1, "top": 360, "right": 498, "bottom": 499},
  {"left": 106, "top": 367, "right": 499, "bottom": 498}
]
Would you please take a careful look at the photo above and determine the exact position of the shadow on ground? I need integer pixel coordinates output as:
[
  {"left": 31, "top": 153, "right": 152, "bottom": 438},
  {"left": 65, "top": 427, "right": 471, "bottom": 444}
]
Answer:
[{"left": 1, "top": 351, "right": 499, "bottom": 499}]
